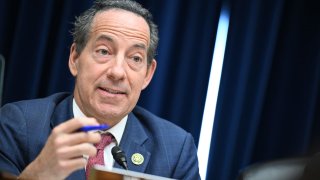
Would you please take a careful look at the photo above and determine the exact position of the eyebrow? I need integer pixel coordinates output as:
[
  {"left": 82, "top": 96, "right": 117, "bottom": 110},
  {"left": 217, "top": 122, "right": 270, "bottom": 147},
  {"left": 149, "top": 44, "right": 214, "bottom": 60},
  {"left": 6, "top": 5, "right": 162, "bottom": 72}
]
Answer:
[
  {"left": 131, "top": 43, "right": 147, "bottom": 51},
  {"left": 95, "top": 34, "right": 147, "bottom": 51},
  {"left": 95, "top": 34, "right": 114, "bottom": 43}
]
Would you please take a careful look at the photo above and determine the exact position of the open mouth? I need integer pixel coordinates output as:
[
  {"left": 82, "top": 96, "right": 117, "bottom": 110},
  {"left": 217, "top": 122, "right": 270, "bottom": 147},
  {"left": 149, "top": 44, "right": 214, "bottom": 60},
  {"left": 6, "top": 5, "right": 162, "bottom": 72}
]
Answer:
[{"left": 98, "top": 87, "right": 126, "bottom": 95}]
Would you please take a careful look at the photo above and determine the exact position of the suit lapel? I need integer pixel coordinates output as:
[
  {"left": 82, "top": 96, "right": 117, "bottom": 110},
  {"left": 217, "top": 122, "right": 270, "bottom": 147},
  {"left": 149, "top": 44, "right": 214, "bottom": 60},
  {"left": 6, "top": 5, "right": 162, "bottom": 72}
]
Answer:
[
  {"left": 117, "top": 112, "right": 151, "bottom": 173},
  {"left": 50, "top": 94, "right": 74, "bottom": 128}
]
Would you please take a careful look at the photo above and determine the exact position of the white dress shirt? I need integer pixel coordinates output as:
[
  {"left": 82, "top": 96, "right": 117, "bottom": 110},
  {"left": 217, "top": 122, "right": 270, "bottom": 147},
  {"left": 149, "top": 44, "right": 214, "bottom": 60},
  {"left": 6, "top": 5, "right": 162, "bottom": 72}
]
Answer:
[{"left": 72, "top": 99, "right": 127, "bottom": 169}]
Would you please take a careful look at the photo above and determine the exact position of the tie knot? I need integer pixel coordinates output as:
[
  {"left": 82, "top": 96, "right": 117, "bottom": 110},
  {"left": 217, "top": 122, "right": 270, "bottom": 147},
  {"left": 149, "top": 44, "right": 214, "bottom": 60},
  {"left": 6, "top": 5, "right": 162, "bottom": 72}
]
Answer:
[{"left": 95, "top": 133, "right": 113, "bottom": 150}]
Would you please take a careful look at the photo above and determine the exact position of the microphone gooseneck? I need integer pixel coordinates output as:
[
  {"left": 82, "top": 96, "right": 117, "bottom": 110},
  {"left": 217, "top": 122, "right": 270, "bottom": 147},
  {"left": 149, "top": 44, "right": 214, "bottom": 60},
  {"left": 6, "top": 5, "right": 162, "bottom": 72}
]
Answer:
[{"left": 111, "top": 146, "right": 128, "bottom": 170}]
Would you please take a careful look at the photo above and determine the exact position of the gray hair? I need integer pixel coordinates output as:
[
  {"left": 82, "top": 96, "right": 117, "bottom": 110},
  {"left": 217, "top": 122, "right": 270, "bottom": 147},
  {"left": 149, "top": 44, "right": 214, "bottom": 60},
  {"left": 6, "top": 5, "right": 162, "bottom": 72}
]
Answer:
[{"left": 72, "top": 0, "right": 159, "bottom": 66}]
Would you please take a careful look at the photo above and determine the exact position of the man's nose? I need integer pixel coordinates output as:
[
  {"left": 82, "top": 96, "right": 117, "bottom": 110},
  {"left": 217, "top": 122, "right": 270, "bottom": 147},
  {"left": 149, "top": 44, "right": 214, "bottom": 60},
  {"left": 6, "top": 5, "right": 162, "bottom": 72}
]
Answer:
[{"left": 106, "top": 56, "right": 126, "bottom": 81}]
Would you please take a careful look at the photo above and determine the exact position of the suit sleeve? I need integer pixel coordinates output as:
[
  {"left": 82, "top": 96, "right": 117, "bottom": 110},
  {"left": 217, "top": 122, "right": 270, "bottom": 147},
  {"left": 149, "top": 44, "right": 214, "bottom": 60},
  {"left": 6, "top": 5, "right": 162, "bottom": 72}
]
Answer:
[
  {"left": 0, "top": 103, "right": 28, "bottom": 175},
  {"left": 173, "top": 132, "right": 201, "bottom": 180}
]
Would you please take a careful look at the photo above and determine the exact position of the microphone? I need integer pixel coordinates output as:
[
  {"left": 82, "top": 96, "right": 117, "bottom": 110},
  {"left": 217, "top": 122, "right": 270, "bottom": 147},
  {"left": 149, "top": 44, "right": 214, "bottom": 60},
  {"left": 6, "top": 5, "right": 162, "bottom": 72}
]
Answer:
[{"left": 111, "top": 146, "right": 128, "bottom": 170}]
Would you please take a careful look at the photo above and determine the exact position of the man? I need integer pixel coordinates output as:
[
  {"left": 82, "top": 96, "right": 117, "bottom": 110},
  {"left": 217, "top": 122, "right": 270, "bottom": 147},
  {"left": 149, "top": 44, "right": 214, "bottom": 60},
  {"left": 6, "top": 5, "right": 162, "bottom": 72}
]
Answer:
[{"left": 0, "top": 0, "right": 200, "bottom": 179}]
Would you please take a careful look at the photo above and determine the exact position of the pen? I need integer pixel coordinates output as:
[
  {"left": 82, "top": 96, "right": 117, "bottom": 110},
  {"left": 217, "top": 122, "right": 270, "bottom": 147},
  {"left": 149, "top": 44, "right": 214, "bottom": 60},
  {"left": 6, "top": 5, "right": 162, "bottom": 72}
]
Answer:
[{"left": 79, "top": 124, "right": 109, "bottom": 132}]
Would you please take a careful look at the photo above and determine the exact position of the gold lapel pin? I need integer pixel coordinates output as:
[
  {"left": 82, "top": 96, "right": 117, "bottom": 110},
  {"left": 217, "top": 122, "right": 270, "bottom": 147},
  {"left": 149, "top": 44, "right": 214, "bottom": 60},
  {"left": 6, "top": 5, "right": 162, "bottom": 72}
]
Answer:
[{"left": 131, "top": 153, "right": 144, "bottom": 165}]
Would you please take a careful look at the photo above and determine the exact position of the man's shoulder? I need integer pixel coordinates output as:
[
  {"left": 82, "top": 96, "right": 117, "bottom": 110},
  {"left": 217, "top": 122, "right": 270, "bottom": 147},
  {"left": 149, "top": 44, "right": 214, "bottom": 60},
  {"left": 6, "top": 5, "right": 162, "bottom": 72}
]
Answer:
[
  {"left": 9, "top": 92, "right": 71, "bottom": 107},
  {"left": 1, "top": 92, "right": 72, "bottom": 121},
  {"left": 0, "top": 92, "right": 73, "bottom": 133},
  {"left": 132, "top": 106, "right": 188, "bottom": 136}
]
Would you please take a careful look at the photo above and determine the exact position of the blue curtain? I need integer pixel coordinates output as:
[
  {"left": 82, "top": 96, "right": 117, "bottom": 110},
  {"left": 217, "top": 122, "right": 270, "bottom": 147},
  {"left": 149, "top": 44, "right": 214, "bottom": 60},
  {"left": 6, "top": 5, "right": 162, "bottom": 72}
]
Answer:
[
  {"left": 2, "top": 0, "right": 320, "bottom": 180},
  {"left": 208, "top": 0, "right": 320, "bottom": 179}
]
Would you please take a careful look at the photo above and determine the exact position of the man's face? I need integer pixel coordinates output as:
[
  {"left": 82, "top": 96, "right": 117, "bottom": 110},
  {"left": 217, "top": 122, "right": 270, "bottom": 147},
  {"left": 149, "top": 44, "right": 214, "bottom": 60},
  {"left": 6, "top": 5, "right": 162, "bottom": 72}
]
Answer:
[{"left": 69, "top": 9, "right": 156, "bottom": 125}]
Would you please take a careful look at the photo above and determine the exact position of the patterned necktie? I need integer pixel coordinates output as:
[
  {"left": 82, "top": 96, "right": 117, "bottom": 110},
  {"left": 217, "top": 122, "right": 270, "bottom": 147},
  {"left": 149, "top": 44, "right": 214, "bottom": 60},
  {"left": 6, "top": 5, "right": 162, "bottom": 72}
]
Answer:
[{"left": 86, "top": 133, "right": 113, "bottom": 179}]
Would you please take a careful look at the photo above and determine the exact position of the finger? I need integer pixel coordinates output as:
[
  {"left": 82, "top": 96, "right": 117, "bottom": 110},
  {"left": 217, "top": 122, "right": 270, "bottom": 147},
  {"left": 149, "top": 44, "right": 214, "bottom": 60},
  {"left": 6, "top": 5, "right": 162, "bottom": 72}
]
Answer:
[
  {"left": 53, "top": 132, "right": 101, "bottom": 147},
  {"left": 57, "top": 158, "right": 88, "bottom": 175},
  {"left": 56, "top": 143, "right": 98, "bottom": 160},
  {"left": 53, "top": 117, "right": 99, "bottom": 134}
]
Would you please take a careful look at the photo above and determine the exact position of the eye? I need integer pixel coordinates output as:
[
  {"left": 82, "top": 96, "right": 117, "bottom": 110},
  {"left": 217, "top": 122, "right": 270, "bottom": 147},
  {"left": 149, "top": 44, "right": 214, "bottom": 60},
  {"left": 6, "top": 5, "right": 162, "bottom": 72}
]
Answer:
[
  {"left": 127, "top": 54, "right": 145, "bottom": 71},
  {"left": 132, "top": 56, "right": 142, "bottom": 63},
  {"left": 97, "top": 49, "right": 109, "bottom": 56}
]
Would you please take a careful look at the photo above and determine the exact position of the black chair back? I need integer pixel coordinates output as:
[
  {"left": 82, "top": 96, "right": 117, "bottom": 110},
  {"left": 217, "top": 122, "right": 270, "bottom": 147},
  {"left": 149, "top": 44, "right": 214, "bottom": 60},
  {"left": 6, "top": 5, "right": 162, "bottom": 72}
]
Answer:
[{"left": 238, "top": 157, "right": 309, "bottom": 180}]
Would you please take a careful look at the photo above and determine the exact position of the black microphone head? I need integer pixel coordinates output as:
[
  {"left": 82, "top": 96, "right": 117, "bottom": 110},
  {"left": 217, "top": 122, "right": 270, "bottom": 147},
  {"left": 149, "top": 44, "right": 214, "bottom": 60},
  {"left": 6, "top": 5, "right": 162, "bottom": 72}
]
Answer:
[
  {"left": 111, "top": 146, "right": 122, "bottom": 155},
  {"left": 111, "top": 146, "right": 128, "bottom": 170}
]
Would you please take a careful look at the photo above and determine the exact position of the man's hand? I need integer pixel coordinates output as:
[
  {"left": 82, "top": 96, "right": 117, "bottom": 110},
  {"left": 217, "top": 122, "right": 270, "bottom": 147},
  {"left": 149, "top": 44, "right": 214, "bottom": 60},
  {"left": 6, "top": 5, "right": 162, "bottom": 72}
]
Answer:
[{"left": 19, "top": 117, "right": 102, "bottom": 180}]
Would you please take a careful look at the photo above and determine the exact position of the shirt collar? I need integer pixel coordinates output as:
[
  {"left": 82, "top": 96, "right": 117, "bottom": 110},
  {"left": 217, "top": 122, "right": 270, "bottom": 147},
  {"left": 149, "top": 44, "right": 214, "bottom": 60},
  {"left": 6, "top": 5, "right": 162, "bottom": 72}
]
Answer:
[{"left": 72, "top": 98, "right": 127, "bottom": 144}]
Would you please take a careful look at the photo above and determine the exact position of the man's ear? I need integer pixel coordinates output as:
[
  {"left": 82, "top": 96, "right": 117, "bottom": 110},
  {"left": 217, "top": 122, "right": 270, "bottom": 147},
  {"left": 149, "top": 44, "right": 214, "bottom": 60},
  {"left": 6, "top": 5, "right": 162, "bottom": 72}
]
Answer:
[
  {"left": 68, "top": 43, "right": 79, "bottom": 77},
  {"left": 142, "top": 59, "right": 157, "bottom": 90}
]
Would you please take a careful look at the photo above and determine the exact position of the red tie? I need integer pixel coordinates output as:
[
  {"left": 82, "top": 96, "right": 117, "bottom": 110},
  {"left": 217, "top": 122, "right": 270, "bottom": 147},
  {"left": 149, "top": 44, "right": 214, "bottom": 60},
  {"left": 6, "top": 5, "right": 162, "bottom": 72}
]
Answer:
[{"left": 86, "top": 133, "right": 113, "bottom": 179}]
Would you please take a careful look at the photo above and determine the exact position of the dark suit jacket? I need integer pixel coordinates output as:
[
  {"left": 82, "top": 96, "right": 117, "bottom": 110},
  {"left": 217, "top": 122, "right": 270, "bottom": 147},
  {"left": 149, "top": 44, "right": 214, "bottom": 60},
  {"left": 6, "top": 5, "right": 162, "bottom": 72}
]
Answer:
[{"left": 0, "top": 93, "right": 200, "bottom": 180}]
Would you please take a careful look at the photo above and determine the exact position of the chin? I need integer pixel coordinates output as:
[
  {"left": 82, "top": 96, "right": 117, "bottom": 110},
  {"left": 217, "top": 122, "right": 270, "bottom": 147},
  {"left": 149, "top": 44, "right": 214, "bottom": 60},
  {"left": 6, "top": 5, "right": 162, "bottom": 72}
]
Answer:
[
  {"left": 93, "top": 101, "right": 131, "bottom": 120},
  {"left": 95, "top": 107, "right": 123, "bottom": 121}
]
